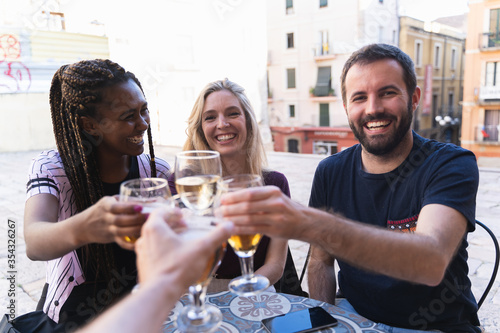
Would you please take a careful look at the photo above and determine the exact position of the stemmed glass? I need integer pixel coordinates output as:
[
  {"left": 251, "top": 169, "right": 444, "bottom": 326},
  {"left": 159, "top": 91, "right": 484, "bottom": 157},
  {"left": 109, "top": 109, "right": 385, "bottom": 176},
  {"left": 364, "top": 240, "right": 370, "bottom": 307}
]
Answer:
[
  {"left": 119, "top": 177, "right": 172, "bottom": 243},
  {"left": 218, "top": 174, "right": 269, "bottom": 296},
  {"left": 174, "top": 151, "right": 222, "bottom": 215},
  {"left": 174, "top": 151, "right": 224, "bottom": 332}
]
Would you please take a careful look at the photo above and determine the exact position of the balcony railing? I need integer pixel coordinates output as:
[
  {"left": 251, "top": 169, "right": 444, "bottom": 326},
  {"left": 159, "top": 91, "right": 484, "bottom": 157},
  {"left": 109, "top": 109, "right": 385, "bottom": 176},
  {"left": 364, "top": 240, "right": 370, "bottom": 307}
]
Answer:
[
  {"left": 479, "top": 32, "right": 500, "bottom": 49},
  {"left": 479, "top": 85, "right": 500, "bottom": 102},
  {"left": 313, "top": 42, "right": 335, "bottom": 60},
  {"left": 475, "top": 124, "right": 500, "bottom": 142}
]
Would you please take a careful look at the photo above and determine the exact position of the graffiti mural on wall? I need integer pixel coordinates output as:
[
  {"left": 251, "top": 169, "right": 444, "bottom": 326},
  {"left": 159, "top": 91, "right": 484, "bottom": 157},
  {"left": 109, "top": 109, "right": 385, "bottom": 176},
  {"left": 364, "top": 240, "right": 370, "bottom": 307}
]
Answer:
[{"left": 0, "top": 34, "right": 32, "bottom": 93}]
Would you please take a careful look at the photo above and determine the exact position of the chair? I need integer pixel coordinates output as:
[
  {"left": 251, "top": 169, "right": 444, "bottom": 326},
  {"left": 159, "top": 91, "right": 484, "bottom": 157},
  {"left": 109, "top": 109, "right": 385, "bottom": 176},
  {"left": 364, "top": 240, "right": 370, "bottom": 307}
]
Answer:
[{"left": 475, "top": 220, "right": 500, "bottom": 309}]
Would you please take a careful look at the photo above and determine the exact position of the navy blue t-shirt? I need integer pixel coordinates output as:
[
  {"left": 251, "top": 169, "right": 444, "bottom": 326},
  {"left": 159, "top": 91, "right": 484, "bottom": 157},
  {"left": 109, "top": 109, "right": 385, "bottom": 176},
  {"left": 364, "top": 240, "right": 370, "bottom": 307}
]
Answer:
[{"left": 309, "top": 132, "right": 480, "bottom": 332}]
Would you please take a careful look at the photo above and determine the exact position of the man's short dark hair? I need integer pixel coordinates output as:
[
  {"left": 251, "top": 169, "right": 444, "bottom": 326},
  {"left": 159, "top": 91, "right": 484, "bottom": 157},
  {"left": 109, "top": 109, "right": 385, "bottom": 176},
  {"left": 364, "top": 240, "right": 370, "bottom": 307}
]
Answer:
[{"left": 340, "top": 43, "right": 417, "bottom": 105}]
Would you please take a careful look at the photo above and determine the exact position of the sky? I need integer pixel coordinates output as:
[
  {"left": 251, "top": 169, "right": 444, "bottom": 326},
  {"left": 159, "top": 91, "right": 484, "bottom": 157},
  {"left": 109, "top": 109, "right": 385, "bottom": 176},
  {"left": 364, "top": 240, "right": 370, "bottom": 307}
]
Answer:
[{"left": 399, "top": 0, "right": 469, "bottom": 22}]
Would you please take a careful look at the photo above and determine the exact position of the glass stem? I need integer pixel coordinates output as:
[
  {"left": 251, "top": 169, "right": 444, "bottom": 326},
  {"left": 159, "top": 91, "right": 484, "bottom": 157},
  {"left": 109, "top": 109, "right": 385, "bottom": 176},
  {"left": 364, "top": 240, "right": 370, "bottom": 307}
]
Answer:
[
  {"left": 238, "top": 255, "right": 255, "bottom": 280},
  {"left": 188, "top": 284, "right": 208, "bottom": 319}
]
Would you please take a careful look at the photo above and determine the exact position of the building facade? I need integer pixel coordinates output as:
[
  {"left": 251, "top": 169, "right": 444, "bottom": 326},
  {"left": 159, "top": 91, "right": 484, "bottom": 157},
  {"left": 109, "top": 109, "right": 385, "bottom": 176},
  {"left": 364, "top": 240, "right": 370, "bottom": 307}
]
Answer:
[
  {"left": 399, "top": 16, "right": 466, "bottom": 145},
  {"left": 0, "top": 0, "right": 109, "bottom": 152},
  {"left": 267, "top": 0, "right": 399, "bottom": 155},
  {"left": 462, "top": 0, "right": 500, "bottom": 157}
]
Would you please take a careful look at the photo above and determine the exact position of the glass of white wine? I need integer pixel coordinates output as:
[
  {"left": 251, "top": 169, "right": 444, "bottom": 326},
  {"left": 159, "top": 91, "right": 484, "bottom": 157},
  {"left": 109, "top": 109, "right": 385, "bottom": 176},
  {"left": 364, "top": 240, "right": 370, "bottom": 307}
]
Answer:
[
  {"left": 119, "top": 177, "right": 172, "bottom": 243},
  {"left": 174, "top": 150, "right": 222, "bottom": 216},
  {"left": 173, "top": 151, "right": 224, "bottom": 332},
  {"left": 218, "top": 174, "right": 269, "bottom": 296},
  {"left": 175, "top": 208, "right": 226, "bottom": 333}
]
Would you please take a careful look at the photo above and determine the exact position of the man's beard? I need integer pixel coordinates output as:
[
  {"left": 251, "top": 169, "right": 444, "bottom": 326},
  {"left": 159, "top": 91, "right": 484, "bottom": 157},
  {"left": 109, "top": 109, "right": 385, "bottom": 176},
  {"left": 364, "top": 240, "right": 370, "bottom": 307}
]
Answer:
[{"left": 349, "top": 100, "right": 413, "bottom": 156}]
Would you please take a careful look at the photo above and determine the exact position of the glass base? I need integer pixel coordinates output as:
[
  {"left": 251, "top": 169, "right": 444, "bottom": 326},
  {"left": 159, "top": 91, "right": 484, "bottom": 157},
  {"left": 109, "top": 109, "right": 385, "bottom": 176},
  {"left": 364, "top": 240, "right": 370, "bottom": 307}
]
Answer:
[
  {"left": 228, "top": 274, "right": 270, "bottom": 296},
  {"left": 176, "top": 304, "right": 222, "bottom": 333}
]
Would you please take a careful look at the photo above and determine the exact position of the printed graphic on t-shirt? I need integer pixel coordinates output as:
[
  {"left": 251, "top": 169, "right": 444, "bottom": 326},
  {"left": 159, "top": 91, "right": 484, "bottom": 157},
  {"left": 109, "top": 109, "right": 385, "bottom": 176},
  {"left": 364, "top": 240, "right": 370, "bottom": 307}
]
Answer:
[{"left": 387, "top": 215, "right": 418, "bottom": 233}]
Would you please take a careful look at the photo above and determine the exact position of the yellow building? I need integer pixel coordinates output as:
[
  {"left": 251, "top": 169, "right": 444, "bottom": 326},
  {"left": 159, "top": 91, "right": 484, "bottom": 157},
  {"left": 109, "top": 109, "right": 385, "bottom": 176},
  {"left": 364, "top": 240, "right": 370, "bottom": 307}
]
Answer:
[
  {"left": 399, "top": 16, "right": 466, "bottom": 145},
  {"left": 462, "top": 0, "right": 500, "bottom": 157}
]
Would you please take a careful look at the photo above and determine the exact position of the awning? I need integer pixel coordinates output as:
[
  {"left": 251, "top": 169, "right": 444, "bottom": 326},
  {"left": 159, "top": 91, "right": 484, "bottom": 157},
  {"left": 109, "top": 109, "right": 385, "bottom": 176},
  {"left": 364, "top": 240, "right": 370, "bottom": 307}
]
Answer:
[{"left": 315, "top": 66, "right": 331, "bottom": 96}]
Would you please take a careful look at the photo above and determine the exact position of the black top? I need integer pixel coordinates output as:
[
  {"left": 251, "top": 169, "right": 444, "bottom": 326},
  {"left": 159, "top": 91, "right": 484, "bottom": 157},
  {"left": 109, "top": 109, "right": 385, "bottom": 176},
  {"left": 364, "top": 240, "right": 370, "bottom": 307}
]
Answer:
[{"left": 57, "top": 157, "right": 139, "bottom": 328}]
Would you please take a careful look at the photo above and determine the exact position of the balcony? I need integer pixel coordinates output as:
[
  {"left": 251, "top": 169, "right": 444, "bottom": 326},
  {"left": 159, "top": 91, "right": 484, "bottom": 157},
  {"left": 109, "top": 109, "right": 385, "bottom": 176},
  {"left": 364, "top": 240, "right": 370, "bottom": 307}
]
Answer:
[
  {"left": 479, "top": 32, "right": 500, "bottom": 50},
  {"left": 309, "top": 87, "right": 337, "bottom": 102},
  {"left": 475, "top": 125, "right": 500, "bottom": 143},
  {"left": 313, "top": 43, "right": 335, "bottom": 61},
  {"left": 479, "top": 85, "right": 500, "bottom": 103}
]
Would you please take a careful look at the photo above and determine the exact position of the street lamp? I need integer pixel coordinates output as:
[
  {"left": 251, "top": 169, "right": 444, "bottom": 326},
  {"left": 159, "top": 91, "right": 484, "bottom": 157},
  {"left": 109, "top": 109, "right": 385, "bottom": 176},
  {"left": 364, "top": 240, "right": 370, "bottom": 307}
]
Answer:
[{"left": 435, "top": 115, "right": 460, "bottom": 143}]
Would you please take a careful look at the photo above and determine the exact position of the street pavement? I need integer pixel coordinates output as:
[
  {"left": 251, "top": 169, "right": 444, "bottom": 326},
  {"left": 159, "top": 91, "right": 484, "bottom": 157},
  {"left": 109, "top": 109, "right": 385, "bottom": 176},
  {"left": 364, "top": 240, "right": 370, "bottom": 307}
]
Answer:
[{"left": 0, "top": 147, "right": 499, "bottom": 331}]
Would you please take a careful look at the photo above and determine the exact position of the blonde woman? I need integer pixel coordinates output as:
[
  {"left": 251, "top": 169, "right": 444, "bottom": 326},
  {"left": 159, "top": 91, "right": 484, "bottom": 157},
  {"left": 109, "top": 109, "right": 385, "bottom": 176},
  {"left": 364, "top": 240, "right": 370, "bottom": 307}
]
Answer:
[{"left": 170, "top": 79, "right": 297, "bottom": 293}]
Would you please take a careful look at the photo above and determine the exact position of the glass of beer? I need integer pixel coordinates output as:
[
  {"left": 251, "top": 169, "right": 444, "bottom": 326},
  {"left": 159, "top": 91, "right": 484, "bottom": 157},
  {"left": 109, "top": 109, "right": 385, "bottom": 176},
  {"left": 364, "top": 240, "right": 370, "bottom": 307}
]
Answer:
[
  {"left": 174, "top": 151, "right": 222, "bottom": 216},
  {"left": 175, "top": 210, "right": 226, "bottom": 333},
  {"left": 218, "top": 174, "right": 269, "bottom": 295},
  {"left": 119, "top": 177, "right": 172, "bottom": 243}
]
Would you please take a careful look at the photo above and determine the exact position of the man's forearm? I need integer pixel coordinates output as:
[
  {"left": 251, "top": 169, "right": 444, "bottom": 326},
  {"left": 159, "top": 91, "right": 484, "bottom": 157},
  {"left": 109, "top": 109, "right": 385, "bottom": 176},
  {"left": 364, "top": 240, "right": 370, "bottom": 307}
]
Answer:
[
  {"left": 307, "top": 246, "right": 337, "bottom": 304},
  {"left": 301, "top": 205, "right": 466, "bottom": 286}
]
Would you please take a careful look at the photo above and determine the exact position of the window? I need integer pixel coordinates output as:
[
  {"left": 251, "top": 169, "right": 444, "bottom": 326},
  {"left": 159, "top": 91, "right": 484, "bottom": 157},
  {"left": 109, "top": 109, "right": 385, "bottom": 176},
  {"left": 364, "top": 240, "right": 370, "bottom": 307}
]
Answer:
[
  {"left": 450, "top": 47, "right": 457, "bottom": 70},
  {"left": 318, "top": 30, "right": 329, "bottom": 55},
  {"left": 286, "top": 0, "right": 293, "bottom": 14},
  {"left": 434, "top": 44, "right": 441, "bottom": 68},
  {"left": 288, "top": 139, "right": 299, "bottom": 153},
  {"left": 320, "top": 0, "right": 328, "bottom": 8},
  {"left": 432, "top": 94, "right": 439, "bottom": 126},
  {"left": 319, "top": 103, "right": 330, "bottom": 126},
  {"left": 313, "top": 141, "right": 337, "bottom": 155},
  {"left": 485, "top": 62, "right": 500, "bottom": 86},
  {"left": 287, "top": 33, "right": 294, "bottom": 49},
  {"left": 448, "top": 92, "right": 454, "bottom": 113},
  {"left": 484, "top": 109, "right": 500, "bottom": 141},
  {"left": 287, "top": 68, "right": 296, "bottom": 88},
  {"left": 379, "top": 0, "right": 384, "bottom": 3},
  {"left": 378, "top": 26, "right": 384, "bottom": 43},
  {"left": 415, "top": 40, "right": 423, "bottom": 67},
  {"left": 489, "top": 8, "right": 500, "bottom": 47},
  {"left": 315, "top": 66, "right": 331, "bottom": 96},
  {"left": 289, "top": 105, "right": 295, "bottom": 118}
]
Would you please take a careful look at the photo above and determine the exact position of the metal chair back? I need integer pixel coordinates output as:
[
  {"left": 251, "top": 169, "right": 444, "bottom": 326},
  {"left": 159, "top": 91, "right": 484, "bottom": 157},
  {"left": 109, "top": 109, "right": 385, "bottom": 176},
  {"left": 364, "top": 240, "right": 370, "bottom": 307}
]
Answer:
[{"left": 475, "top": 220, "right": 500, "bottom": 309}]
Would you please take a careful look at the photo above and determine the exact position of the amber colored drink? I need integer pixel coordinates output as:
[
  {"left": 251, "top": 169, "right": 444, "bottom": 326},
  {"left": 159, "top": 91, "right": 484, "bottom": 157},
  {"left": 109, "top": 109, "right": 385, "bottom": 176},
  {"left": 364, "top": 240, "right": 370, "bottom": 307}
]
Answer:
[
  {"left": 228, "top": 234, "right": 262, "bottom": 256},
  {"left": 179, "top": 227, "right": 226, "bottom": 286}
]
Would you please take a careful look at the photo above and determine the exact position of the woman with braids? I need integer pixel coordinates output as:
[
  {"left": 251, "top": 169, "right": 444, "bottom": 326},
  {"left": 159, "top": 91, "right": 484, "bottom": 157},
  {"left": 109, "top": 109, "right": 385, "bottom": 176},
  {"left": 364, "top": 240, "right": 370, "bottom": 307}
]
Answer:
[
  {"left": 169, "top": 79, "right": 305, "bottom": 296},
  {"left": 20, "top": 59, "right": 170, "bottom": 331}
]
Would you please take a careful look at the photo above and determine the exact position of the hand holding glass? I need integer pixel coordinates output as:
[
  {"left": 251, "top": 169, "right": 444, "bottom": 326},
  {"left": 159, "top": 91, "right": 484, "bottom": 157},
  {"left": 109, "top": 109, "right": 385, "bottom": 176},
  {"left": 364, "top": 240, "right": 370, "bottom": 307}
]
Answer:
[{"left": 119, "top": 177, "right": 171, "bottom": 242}]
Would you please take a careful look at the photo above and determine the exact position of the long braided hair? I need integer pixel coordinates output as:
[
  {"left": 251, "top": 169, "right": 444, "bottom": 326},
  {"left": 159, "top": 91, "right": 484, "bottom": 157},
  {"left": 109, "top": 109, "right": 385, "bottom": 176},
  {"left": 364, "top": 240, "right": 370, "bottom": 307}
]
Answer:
[{"left": 49, "top": 59, "right": 156, "bottom": 289}]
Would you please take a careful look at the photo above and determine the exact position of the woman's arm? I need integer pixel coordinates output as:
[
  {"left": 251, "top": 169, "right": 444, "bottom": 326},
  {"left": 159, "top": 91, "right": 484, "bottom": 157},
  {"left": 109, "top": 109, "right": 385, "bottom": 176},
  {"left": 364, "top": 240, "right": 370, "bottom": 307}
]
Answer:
[
  {"left": 24, "top": 194, "right": 146, "bottom": 260},
  {"left": 254, "top": 237, "right": 288, "bottom": 286}
]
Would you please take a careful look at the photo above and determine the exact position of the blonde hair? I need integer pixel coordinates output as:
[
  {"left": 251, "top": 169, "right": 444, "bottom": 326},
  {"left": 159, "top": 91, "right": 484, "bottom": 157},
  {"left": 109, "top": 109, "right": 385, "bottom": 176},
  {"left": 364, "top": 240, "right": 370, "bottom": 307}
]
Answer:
[{"left": 183, "top": 78, "right": 267, "bottom": 176}]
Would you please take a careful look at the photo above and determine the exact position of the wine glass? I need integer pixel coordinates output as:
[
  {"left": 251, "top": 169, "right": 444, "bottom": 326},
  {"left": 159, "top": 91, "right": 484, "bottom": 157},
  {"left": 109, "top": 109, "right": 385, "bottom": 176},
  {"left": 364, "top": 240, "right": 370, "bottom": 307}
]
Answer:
[
  {"left": 217, "top": 174, "right": 269, "bottom": 296},
  {"left": 174, "top": 150, "right": 222, "bottom": 216},
  {"left": 119, "top": 177, "right": 172, "bottom": 243},
  {"left": 173, "top": 151, "right": 224, "bottom": 332},
  {"left": 175, "top": 207, "right": 226, "bottom": 333}
]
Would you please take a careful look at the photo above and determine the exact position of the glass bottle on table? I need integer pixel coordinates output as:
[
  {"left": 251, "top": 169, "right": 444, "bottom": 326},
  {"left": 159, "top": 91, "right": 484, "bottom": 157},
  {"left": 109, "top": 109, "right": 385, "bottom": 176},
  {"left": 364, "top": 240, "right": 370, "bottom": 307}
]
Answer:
[
  {"left": 119, "top": 177, "right": 172, "bottom": 243},
  {"left": 217, "top": 174, "right": 270, "bottom": 296}
]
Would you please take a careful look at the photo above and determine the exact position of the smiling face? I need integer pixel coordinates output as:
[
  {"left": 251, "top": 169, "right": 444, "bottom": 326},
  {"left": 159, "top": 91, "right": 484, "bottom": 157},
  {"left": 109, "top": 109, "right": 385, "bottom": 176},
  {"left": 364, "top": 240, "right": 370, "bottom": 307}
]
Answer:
[
  {"left": 201, "top": 90, "right": 248, "bottom": 160},
  {"left": 82, "top": 79, "right": 149, "bottom": 158},
  {"left": 344, "top": 59, "right": 420, "bottom": 156}
]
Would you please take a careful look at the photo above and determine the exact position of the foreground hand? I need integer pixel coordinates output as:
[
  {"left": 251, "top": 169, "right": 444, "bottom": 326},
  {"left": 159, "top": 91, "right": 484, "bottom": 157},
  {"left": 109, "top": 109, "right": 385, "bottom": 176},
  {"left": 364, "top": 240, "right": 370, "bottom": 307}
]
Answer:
[
  {"left": 135, "top": 207, "right": 233, "bottom": 288},
  {"left": 218, "top": 186, "right": 309, "bottom": 240}
]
